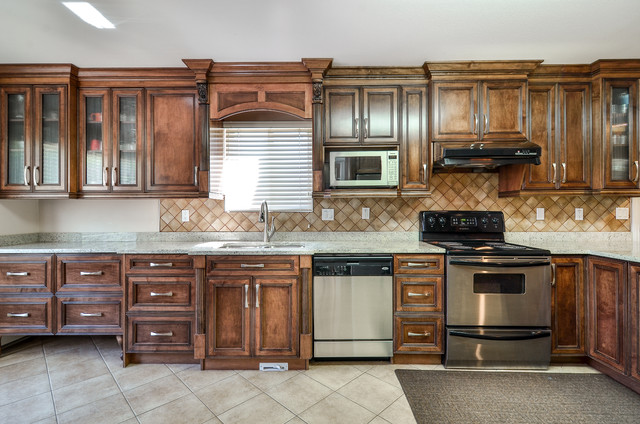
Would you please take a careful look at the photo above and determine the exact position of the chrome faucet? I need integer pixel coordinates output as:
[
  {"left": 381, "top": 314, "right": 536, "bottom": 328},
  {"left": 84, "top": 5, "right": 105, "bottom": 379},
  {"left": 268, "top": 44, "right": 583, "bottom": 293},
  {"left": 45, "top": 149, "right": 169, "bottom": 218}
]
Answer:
[{"left": 259, "top": 200, "right": 276, "bottom": 243}]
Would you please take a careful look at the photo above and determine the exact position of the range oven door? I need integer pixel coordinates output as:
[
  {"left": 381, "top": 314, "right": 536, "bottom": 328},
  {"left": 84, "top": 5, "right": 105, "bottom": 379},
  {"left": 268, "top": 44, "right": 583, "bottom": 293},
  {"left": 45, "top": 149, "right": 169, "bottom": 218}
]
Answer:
[{"left": 446, "top": 256, "right": 552, "bottom": 328}]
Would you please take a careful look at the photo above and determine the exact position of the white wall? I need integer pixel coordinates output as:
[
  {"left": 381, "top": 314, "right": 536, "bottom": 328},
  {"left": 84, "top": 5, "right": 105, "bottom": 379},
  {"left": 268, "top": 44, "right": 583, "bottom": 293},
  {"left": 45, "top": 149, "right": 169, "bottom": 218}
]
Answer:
[
  {"left": 38, "top": 199, "right": 159, "bottom": 233},
  {"left": 0, "top": 200, "right": 39, "bottom": 235}
]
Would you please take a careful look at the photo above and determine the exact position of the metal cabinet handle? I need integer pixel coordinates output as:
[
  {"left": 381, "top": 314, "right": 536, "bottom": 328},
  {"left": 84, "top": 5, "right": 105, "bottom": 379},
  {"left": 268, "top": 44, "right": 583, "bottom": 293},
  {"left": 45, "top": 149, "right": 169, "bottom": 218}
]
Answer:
[
  {"left": 80, "top": 271, "right": 103, "bottom": 276},
  {"left": 406, "top": 262, "right": 434, "bottom": 267},
  {"left": 241, "top": 263, "right": 264, "bottom": 268},
  {"left": 112, "top": 167, "right": 117, "bottom": 186},
  {"left": 561, "top": 163, "right": 567, "bottom": 183},
  {"left": 484, "top": 114, "right": 488, "bottom": 133},
  {"left": 473, "top": 114, "right": 478, "bottom": 134},
  {"left": 24, "top": 165, "right": 30, "bottom": 186},
  {"left": 551, "top": 263, "right": 556, "bottom": 287},
  {"left": 150, "top": 331, "right": 173, "bottom": 337},
  {"left": 255, "top": 284, "right": 260, "bottom": 308},
  {"left": 6, "top": 272, "right": 28, "bottom": 276},
  {"left": 363, "top": 117, "right": 369, "bottom": 138},
  {"left": 354, "top": 119, "right": 359, "bottom": 138},
  {"left": 408, "top": 292, "right": 431, "bottom": 297},
  {"left": 80, "top": 312, "right": 103, "bottom": 317},
  {"left": 33, "top": 166, "right": 40, "bottom": 186},
  {"left": 103, "top": 167, "right": 108, "bottom": 187},
  {"left": 423, "top": 164, "right": 428, "bottom": 185},
  {"left": 194, "top": 166, "right": 198, "bottom": 186},
  {"left": 244, "top": 284, "right": 249, "bottom": 309},
  {"left": 634, "top": 161, "right": 639, "bottom": 183},
  {"left": 150, "top": 262, "right": 173, "bottom": 267},
  {"left": 552, "top": 163, "right": 557, "bottom": 184},
  {"left": 408, "top": 331, "right": 431, "bottom": 337},
  {"left": 7, "top": 312, "right": 29, "bottom": 317},
  {"left": 150, "top": 291, "right": 173, "bottom": 297}
]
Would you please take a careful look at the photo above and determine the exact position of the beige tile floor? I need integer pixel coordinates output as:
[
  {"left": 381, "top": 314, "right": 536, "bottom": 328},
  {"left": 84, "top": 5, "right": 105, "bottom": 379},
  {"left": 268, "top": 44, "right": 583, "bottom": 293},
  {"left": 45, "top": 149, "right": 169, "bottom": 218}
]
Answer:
[{"left": 0, "top": 336, "right": 599, "bottom": 424}]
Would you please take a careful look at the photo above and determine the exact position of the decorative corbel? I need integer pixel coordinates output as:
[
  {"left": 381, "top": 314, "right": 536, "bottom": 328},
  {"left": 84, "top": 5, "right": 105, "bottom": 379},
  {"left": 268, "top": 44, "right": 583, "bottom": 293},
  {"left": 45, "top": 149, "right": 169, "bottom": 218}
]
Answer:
[{"left": 182, "top": 59, "right": 214, "bottom": 105}]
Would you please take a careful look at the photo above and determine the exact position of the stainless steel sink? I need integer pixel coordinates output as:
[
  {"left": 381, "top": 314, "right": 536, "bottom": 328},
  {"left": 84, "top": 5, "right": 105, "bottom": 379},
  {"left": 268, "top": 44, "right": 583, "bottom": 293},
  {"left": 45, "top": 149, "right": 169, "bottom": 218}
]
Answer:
[{"left": 217, "top": 242, "right": 305, "bottom": 249}]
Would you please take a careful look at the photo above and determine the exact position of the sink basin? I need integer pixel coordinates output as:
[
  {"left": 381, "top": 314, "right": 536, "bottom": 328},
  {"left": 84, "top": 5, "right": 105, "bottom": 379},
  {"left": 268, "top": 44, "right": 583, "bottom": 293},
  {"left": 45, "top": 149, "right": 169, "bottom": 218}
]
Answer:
[{"left": 218, "top": 242, "right": 305, "bottom": 249}]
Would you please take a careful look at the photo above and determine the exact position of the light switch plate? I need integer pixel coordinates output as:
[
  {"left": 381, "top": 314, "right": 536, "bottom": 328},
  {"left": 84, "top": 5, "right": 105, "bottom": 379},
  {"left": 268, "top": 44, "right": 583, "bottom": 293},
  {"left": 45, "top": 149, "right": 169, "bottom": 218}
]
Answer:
[
  {"left": 181, "top": 210, "right": 189, "bottom": 222},
  {"left": 321, "top": 208, "right": 334, "bottom": 221},
  {"left": 616, "top": 207, "right": 630, "bottom": 220},
  {"left": 575, "top": 208, "right": 583, "bottom": 221},
  {"left": 362, "top": 207, "right": 370, "bottom": 219},
  {"left": 536, "top": 208, "right": 545, "bottom": 220}
]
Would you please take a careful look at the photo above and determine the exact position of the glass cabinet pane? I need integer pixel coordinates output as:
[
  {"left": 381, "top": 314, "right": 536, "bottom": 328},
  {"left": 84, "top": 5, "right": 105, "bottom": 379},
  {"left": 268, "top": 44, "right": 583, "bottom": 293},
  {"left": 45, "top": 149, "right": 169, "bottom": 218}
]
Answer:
[
  {"left": 7, "top": 94, "right": 26, "bottom": 185},
  {"left": 85, "top": 96, "right": 104, "bottom": 185},
  {"left": 610, "top": 87, "right": 630, "bottom": 181},
  {"left": 41, "top": 93, "right": 60, "bottom": 185},
  {"left": 118, "top": 96, "right": 137, "bottom": 185}
]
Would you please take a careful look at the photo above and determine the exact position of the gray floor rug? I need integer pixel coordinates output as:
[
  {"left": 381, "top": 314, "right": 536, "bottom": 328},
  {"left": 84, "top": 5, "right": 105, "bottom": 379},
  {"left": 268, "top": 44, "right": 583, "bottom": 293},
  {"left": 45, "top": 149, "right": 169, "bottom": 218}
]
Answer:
[{"left": 395, "top": 370, "right": 640, "bottom": 423}]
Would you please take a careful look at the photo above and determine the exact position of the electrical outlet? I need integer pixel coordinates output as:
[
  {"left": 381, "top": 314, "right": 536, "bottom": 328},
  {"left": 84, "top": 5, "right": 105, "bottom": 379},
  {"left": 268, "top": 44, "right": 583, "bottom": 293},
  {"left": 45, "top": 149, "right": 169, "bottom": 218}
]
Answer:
[
  {"left": 181, "top": 210, "right": 190, "bottom": 222},
  {"left": 616, "top": 207, "right": 630, "bottom": 220},
  {"left": 575, "top": 208, "right": 584, "bottom": 221},
  {"left": 321, "top": 208, "right": 334, "bottom": 221},
  {"left": 536, "top": 208, "right": 545, "bottom": 221},
  {"left": 362, "top": 207, "right": 370, "bottom": 219}
]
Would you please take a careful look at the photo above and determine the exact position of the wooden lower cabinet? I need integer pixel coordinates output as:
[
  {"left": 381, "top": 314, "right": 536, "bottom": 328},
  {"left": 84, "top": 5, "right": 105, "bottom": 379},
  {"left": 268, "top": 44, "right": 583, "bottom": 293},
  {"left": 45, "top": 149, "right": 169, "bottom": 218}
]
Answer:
[
  {"left": 630, "top": 264, "right": 640, "bottom": 383},
  {"left": 0, "top": 296, "right": 54, "bottom": 334},
  {"left": 394, "top": 316, "right": 443, "bottom": 353},
  {"left": 551, "top": 256, "right": 585, "bottom": 358},
  {"left": 56, "top": 295, "right": 122, "bottom": 334}
]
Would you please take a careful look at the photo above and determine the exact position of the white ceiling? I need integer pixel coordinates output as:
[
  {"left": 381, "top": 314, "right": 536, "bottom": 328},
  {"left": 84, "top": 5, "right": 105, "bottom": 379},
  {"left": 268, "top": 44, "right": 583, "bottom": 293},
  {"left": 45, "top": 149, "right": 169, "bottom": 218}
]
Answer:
[{"left": 2, "top": 0, "right": 640, "bottom": 68}]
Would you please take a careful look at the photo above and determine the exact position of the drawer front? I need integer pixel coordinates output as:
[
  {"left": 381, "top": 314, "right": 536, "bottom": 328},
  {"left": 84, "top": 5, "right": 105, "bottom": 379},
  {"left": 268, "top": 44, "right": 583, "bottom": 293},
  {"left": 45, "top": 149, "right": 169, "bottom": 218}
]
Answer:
[
  {"left": 57, "top": 255, "right": 122, "bottom": 292},
  {"left": 127, "top": 316, "right": 194, "bottom": 352},
  {"left": 0, "top": 255, "right": 53, "bottom": 292},
  {"left": 394, "top": 316, "right": 443, "bottom": 353},
  {"left": 127, "top": 276, "right": 195, "bottom": 311},
  {"left": 394, "top": 255, "right": 444, "bottom": 275},
  {"left": 125, "top": 255, "right": 195, "bottom": 275},
  {"left": 0, "top": 296, "right": 54, "bottom": 334},
  {"left": 207, "top": 255, "right": 299, "bottom": 276},
  {"left": 395, "top": 276, "right": 443, "bottom": 312},
  {"left": 57, "top": 296, "right": 123, "bottom": 334}
]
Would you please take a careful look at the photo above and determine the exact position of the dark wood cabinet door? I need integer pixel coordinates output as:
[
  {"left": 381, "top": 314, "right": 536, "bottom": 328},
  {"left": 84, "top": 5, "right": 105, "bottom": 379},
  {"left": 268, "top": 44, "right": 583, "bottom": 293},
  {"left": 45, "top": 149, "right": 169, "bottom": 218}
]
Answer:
[
  {"left": 33, "top": 86, "right": 67, "bottom": 193},
  {"left": 558, "top": 83, "right": 591, "bottom": 189},
  {"left": 400, "top": 86, "right": 428, "bottom": 192},
  {"left": 1, "top": 86, "right": 33, "bottom": 193},
  {"left": 551, "top": 256, "right": 585, "bottom": 356},
  {"left": 630, "top": 264, "right": 640, "bottom": 383},
  {"left": 111, "top": 89, "right": 144, "bottom": 193},
  {"left": 145, "top": 89, "right": 199, "bottom": 193},
  {"left": 481, "top": 81, "right": 527, "bottom": 141},
  {"left": 524, "top": 84, "right": 557, "bottom": 190},
  {"left": 253, "top": 276, "right": 298, "bottom": 357},
  {"left": 588, "top": 257, "right": 626, "bottom": 372},
  {"left": 362, "top": 87, "right": 398, "bottom": 144},
  {"left": 432, "top": 81, "right": 478, "bottom": 141},
  {"left": 79, "top": 89, "right": 110, "bottom": 192},
  {"left": 206, "top": 277, "right": 251, "bottom": 357},
  {"left": 324, "top": 87, "right": 360, "bottom": 145}
]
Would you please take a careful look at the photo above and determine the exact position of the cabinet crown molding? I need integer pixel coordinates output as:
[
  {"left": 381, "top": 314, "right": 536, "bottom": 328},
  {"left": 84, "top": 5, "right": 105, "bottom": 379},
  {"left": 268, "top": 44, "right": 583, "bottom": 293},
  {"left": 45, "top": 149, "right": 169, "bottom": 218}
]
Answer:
[{"left": 424, "top": 60, "right": 543, "bottom": 79}]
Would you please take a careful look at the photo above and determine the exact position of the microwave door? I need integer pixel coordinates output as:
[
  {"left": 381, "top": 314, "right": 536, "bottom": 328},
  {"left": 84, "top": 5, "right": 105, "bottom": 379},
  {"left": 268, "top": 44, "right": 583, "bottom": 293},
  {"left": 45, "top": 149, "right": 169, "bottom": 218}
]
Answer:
[{"left": 355, "top": 157, "right": 382, "bottom": 180}]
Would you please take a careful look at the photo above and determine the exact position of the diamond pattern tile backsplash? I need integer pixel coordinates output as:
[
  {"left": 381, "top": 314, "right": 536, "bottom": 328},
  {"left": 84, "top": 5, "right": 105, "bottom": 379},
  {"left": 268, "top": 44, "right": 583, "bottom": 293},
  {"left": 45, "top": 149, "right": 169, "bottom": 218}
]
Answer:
[{"left": 160, "top": 173, "right": 631, "bottom": 233}]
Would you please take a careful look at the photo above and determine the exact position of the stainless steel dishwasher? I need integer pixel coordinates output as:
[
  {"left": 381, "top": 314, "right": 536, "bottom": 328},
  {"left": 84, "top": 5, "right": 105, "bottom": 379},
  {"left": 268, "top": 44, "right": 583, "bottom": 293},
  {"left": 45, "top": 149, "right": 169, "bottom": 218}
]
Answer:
[{"left": 313, "top": 255, "right": 393, "bottom": 358}]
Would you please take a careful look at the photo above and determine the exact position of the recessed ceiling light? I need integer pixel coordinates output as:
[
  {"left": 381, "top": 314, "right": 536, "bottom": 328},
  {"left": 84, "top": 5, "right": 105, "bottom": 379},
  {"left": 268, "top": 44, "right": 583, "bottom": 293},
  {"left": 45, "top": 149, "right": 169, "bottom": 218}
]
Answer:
[{"left": 62, "top": 2, "right": 115, "bottom": 29}]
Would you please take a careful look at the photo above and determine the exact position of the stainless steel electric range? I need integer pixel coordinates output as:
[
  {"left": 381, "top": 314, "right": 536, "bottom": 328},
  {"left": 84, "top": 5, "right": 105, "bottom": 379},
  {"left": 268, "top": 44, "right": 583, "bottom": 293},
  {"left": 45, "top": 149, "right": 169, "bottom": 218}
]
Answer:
[{"left": 420, "top": 210, "right": 553, "bottom": 369}]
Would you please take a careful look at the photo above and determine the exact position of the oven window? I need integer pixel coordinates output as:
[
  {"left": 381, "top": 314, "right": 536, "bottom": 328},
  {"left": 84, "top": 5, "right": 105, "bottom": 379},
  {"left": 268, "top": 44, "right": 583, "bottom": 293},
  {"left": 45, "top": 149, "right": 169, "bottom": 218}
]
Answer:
[{"left": 473, "top": 274, "right": 525, "bottom": 294}]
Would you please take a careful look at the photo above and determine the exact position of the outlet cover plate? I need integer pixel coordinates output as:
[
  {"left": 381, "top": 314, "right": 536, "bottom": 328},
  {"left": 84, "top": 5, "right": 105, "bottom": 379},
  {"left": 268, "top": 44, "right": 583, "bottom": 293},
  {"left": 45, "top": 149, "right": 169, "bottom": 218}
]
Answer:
[
  {"left": 362, "top": 207, "right": 370, "bottom": 219},
  {"left": 616, "top": 207, "right": 630, "bottom": 220},
  {"left": 181, "top": 210, "right": 189, "bottom": 222},
  {"left": 575, "top": 208, "right": 584, "bottom": 221},
  {"left": 321, "top": 208, "right": 334, "bottom": 221},
  {"left": 536, "top": 208, "right": 545, "bottom": 220}
]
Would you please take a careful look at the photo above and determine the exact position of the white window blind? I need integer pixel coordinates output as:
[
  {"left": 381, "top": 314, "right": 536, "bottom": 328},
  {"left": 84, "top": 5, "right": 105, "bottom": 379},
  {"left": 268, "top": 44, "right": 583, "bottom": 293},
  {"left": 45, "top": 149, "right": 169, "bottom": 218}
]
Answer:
[{"left": 210, "top": 121, "right": 313, "bottom": 212}]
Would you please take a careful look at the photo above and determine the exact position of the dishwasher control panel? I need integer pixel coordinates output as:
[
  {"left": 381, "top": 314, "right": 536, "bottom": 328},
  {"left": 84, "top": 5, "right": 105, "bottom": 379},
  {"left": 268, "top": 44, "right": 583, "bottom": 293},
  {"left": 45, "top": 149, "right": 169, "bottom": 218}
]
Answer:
[{"left": 313, "top": 256, "right": 393, "bottom": 276}]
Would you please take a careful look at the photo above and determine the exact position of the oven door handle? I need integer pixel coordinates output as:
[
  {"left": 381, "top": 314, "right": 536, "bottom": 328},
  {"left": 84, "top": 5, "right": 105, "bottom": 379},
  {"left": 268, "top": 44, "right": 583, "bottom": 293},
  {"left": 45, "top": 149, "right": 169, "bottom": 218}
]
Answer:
[
  {"left": 449, "top": 330, "right": 550, "bottom": 341},
  {"left": 448, "top": 259, "right": 551, "bottom": 267}
]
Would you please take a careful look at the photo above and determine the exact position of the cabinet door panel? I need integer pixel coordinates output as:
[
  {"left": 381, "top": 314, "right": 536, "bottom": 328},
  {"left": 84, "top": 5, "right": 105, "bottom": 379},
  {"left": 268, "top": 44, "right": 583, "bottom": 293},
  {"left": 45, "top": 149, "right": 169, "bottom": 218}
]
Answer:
[
  {"left": 630, "top": 264, "right": 640, "bottom": 383},
  {"left": 0, "top": 296, "right": 54, "bottom": 334},
  {"left": 56, "top": 254, "right": 122, "bottom": 292},
  {"left": 57, "top": 296, "right": 122, "bottom": 334},
  {"left": 395, "top": 276, "right": 442, "bottom": 312},
  {"left": 127, "top": 316, "right": 194, "bottom": 352},
  {"left": 559, "top": 84, "right": 591, "bottom": 189},
  {"left": 482, "top": 81, "right": 526, "bottom": 140},
  {"left": 112, "top": 89, "right": 144, "bottom": 192},
  {"left": 400, "top": 86, "right": 428, "bottom": 192},
  {"left": 394, "top": 316, "right": 443, "bottom": 353},
  {"left": 324, "top": 88, "right": 360, "bottom": 144},
  {"left": 79, "top": 89, "right": 109, "bottom": 192},
  {"left": 1, "top": 87, "right": 32, "bottom": 192},
  {"left": 551, "top": 257, "right": 585, "bottom": 355},
  {"left": 127, "top": 276, "right": 195, "bottom": 311},
  {"left": 207, "top": 277, "right": 251, "bottom": 357},
  {"left": 254, "top": 277, "right": 298, "bottom": 356},
  {"left": 0, "top": 254, "right": 53, "bottom": 293},
  {"left": 34, "top": 86, "right": 66, "bottom": 192},
  {"left": 362, "top": 87, "right": 398, "bottom": 143},
  {"left": 432, "top": 82, "right": 478, "bottom": 141},
  {"left": 524, "top": 84, "right": 556, "bottom": 189}
]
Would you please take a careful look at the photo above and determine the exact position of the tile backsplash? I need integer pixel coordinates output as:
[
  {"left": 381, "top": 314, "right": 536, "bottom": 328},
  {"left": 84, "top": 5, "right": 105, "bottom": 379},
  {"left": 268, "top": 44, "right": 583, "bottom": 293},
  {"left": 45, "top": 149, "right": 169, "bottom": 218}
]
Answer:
[{"left": 160, "top": 173, "right": 631, "bottom": 233}]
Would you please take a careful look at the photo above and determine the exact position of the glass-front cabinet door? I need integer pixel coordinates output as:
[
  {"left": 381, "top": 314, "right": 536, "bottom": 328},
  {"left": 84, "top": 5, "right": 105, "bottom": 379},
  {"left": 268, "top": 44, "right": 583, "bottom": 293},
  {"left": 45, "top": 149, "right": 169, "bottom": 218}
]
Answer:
[
  {"left": 79, "top": 89, "right": 109, "bottom": 192},
  {"left": 604, "top": 80, "right": 638, "bottom": 189},
  {"left": 112, "top": 89, "right": 143, "bottom": 192},
  {"left": 1, "top": 87, "right": 32, "bottom": 192},
  {"left": 34, "top": 86, "right": 66, "bottom": 192}
]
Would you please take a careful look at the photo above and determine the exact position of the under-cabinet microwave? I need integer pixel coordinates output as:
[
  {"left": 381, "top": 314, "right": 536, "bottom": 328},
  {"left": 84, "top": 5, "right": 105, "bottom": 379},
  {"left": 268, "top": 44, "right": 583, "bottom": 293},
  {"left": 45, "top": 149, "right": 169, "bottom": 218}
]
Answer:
[{"left": 329, "top": 150, "right": 399, "bottom": 188}]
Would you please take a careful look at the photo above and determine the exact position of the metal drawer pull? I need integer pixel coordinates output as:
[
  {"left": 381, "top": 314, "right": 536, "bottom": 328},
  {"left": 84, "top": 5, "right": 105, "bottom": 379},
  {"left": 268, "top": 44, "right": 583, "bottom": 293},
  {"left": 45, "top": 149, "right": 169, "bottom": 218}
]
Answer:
[
  {"left": 241, "top": 263, "right": 264, "bottom": 268},
  {"left": 6, "top": 272, "right": 29, "bottom": 276},
  {"left": 244, "top": 284, "right": 249, "bottom": 308},
  {"left": 552, "top": 163, "right": 557, "bottom": 184},
  {"left": 561, "top": 162, "right": 567, "bottom": 183},
  {"left": 80, "top": 312, "right": 103, "bottom": 317},
  {"left": 150, "top": 262, "right": 173, "bottom": 267},
  {"left": 80, "top": 271, "right": 103, "bottom": 276},
  {"left": 634, "top": 161, "right": 639, "bottom": 183},
  {"left": 408, "top": 331, "right": 431, "bottom": 337},
  {"left": 150, "top": 331, "right": 173, "bottom": 337},
  {"left": 24, "top": 165, "right": 30, "bottom": 186},
  {"left": 7, "top": 313, "right": 29, "bottom": 318},
  {"left": 473, "top": 114, "right": 478, "bottom": 134},
  {"left": 406, "top": 262, "right": 433, "bottom": 267},
  {"left": 150, "top": 291, "right": 173, "bottom": 297},
  {"left": 34, "top": 166, "right": 40, "bottom": 186},
  {"left": 256, "top": 284, "right": 260, "bottom": 308},
  {"left": 407, "top": 292, "right": 431, "bottom": 297},
  {"left": 103, "top": 167, "right": 109, "bottom": 187}
]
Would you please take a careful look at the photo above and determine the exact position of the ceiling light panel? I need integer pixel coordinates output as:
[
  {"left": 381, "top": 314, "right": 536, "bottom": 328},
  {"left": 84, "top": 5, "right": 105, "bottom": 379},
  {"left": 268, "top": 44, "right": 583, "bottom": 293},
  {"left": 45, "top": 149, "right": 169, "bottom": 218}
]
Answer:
[{"left": 62, "top": 2, "right": 115, "bottom": 29}]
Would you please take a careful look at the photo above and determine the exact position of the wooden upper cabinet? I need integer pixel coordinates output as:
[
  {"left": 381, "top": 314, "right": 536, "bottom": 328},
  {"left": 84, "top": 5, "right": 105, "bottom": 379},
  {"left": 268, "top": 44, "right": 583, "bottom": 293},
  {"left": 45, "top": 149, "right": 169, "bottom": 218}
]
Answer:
[
  {"left": 79, "top": 89, "right": 110, "bottom": 192},
  {"left": 324, "top": 86, "right": 398, "bottom": 145},
  {"left": 523, "top": 84, "right": 556, "bottom": 190},
  {"left": 400, "top": 86, "right": 429, "bottom": 192},
  {"left": 145, "top": 89, "right": 200, "bottom": 194},
  {"left": 558, "top": 83, "right": 591, "bottom": 189},
  {"left": 481, "top": 81, "right": 527, "bottom": 140},
  {"left": 431, "top": 81, "right": 477, "bottom": 141}
]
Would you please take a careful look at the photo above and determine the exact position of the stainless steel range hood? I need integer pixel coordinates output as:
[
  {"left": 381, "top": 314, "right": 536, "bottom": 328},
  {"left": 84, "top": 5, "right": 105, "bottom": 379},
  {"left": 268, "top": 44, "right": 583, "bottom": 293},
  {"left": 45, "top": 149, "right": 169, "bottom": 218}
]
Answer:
[{"left": 432, "top": 141, "right": 542, "bottom": 170}]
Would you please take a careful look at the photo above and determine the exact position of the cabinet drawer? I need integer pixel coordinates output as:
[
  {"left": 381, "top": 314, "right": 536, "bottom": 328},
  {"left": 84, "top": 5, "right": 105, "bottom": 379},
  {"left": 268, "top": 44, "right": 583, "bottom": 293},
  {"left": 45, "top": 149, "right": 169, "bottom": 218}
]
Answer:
[
  {"left": 127, "top": 276, "right": 195, "bottom": 311},
  {"left": 207, "top": 256, "right": 299, "bottom": 276},
  {"left": 56, "top": 296, "right": 123, "bottom": 334},
  {"left": 56, "top": 255, "right": 122, "bottom": 292},
  {"left": 125, "top": 255, "right": 195, "bottom": 275},
  {"left": 395, "top": 276, "right": 443, "bottom": 312},
  {"left": 394, "top": 255, "right": 444, "bottom": 274},
  {"left": 127, "top": 316, "right": 194, "bottom": 352},
  {"left": 394, "top": 316, "right": 443, "bottom": 353},
  {"left": 0, "top": 296, "right": 54, "bottom": 334},
  {"left": 0, "top": 255, "right": 53, "bottom": 292}
]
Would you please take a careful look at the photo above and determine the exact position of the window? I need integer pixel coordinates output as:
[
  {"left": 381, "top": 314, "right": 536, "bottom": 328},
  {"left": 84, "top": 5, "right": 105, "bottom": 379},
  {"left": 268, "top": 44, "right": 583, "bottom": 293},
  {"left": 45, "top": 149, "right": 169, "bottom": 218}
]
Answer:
[{"left": 210, "top": 121, "right": 313, "bottom": 212}]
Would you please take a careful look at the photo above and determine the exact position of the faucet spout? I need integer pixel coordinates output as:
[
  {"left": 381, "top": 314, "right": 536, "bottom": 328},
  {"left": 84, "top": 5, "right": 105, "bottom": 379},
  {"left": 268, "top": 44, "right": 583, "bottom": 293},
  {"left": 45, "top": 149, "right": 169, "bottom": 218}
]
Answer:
[{"left": 259, "top": 201, "right": 276, "bottom": 242}]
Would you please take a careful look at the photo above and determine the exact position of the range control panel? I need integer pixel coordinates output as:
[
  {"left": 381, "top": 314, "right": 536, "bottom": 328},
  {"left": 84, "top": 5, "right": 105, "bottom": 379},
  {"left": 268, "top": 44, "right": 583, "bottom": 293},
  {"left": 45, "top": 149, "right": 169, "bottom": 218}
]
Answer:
[{"left": 420, "top": 211, "right": 505, "bottom": 233}]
